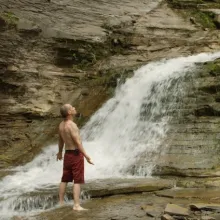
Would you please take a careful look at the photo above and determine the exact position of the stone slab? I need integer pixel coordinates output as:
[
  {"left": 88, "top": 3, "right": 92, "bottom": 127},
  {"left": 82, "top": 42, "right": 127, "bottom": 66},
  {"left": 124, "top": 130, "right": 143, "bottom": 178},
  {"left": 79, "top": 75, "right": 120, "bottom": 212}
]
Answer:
[
  {"left": 82, "top": 178, "right": 175, "bottom": 197},
  {"left": 164, "top": 204, "right": 189, "bottom": 216},
  {"left": 161, "top": 214, "right": 175, "bottom": 220},
  {"left": 141, "top": 204, "right": 161, "bottom": 217},
  {"left": 155, "top": 188, "right": 220, "bottom": 200},
  {"left": 201, "top": 216, "right": 216, "bottom": 220},
  {"left": 190, "top": 203, "right": 220, "bottom": 211}
]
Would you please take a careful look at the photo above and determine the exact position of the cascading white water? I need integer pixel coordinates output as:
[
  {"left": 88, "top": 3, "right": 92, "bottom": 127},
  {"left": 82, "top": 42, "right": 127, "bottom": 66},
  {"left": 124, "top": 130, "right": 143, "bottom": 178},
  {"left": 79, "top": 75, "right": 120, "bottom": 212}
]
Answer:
[
  {"left": 0, "top": 52, "right": 220, "bottom": 219},
  {"left": 82, "top": 51, "right": 220, "bottom": 178}
]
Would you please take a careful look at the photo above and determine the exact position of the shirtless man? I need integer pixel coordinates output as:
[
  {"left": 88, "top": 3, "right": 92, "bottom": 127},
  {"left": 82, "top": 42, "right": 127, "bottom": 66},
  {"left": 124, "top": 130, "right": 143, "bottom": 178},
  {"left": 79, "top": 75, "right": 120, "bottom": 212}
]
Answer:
[{"left": 57, "top": 104, "right": 94, "bottom": 211}]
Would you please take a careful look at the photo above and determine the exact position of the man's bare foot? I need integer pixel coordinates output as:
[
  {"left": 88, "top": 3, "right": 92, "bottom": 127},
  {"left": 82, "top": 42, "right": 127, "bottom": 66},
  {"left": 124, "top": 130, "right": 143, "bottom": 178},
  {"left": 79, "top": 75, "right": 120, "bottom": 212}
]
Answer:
[
  {"left": 73, "top": 205, "right": 88, "bottom": 211},
  {"left": 59, "top": 201, "right": 65, "bottom": 206}
]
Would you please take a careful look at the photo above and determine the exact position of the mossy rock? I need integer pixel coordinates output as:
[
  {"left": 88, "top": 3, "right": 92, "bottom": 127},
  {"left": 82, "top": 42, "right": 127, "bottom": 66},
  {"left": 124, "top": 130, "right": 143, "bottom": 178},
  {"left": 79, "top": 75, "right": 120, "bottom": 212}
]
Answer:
[
  {"left": 166, "top": 0, "right": 219, "bottom": 28},
  {"left": 203, "top": 60, "right": 220, "bottom": 76},
  {"left": 54, "top": 30, "right": 134, "bottom": 70},
  {"left": 167, "top": 0, "right": 220, "bottom": 29},
  {"left": 201, "top": 3, "right": 220, "bottom": 9},
  {"left": 167, "top": 0, "right": 220, "bottom": 9},
  {"left": 166, "top": 0, "right": 204, "bottom": 9},
  {"left": 0, "top": 11, "right": 19, "bottom": 28},
  {"left": 192, "top": 10, "right": 217, "bottom": 28},
  {"left": 54, "top": 39, "right": 110, "bottom": 68},
  {"left": 75, "top": 114, "right": 88, "bottom": 127},
  {"left": 176, "top": 9, "right": 217, "bottom": 28}
]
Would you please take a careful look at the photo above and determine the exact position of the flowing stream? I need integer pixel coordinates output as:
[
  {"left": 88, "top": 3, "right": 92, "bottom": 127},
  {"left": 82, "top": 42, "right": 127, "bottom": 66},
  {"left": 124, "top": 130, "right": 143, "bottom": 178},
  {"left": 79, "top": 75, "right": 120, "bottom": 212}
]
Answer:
[{"left": 0, "top": 52, "right": 220, "bottom": 219}]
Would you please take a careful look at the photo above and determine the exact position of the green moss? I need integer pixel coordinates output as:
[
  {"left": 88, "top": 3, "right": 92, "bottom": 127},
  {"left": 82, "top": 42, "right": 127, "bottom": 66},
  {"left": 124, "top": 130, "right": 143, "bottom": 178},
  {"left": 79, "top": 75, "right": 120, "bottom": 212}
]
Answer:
[
  {"left": 204, "top": 61, "right": 220, "bottom": 76},
  {"left": 55, "top": 27, "right": 134, "bottom": 71},
  {"left": 166, "top": 0, "right": 218, "bottom": 29},
  {"left": 167, "top": 0, "right": 220, "bottom": 9},
  {"left": 75, "top": 115, "right": 88, "bottom": 127},
  {"left": 0, "top": 11, "right": 19, "bottom": 26},
  {"left": 192, "top": 10, "right": 216, "bottom": 28},
  {"left": 211, "top": 165, "right": 216, "bottom": 170},
  {"left": 0, "top": 155, "right": 12, "bottom": 163},
  {"left": 167, "top": 0, "right": 204, "bottom": 9},
  {"left": 82, "top": 67, "right": 135, "bottom": 100},
  {"left": 176, "top": 9, "right": 217, "bottom": 29},
  {"left": 55, "top": 38, "right": 112, "bottom": 69},
  {"left": 72, "top": 47, "right": 98, "bottom": 67}
]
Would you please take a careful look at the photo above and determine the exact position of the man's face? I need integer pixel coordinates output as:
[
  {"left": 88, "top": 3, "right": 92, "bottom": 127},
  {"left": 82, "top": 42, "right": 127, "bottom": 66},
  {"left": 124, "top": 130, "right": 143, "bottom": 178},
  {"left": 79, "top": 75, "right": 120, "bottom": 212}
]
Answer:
[{"left": 68, "top": 105, "right": 77, "bottom": 116}]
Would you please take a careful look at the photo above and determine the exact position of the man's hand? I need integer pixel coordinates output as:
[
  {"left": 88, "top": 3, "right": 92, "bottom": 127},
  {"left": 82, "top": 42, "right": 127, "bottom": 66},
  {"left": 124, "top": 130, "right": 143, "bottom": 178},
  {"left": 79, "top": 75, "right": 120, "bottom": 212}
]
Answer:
[
  {"left": 56, "top": 152, "right": 62, "bottom": 161},
  {"left": 86, "top": 156, "right": 94, "bottom": 165}
]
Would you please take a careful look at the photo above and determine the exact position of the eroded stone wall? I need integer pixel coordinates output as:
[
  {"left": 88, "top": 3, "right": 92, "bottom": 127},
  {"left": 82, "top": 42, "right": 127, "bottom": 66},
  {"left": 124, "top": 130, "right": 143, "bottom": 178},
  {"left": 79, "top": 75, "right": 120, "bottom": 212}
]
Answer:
[
  {"left": 155, "top": 60, "right": 220, "bottom": 177},
  {"left": 0, "top": 0, "right": 220, "bottom": 174}
]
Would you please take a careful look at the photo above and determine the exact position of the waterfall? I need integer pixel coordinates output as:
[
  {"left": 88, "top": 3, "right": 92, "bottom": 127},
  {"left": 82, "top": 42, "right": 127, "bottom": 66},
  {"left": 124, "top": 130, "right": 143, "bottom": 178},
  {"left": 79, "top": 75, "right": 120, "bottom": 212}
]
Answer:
[
  {"left": 0, "top": 52, "right": 220, "bottom": 219},
  {"left": 82, "top": 51, "right": 220, "bottom": 178}
]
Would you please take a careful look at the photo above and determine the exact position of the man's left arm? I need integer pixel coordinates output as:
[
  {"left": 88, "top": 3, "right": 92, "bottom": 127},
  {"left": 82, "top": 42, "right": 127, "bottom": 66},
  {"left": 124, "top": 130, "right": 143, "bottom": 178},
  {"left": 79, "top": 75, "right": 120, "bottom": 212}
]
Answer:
[{"left": 57, "top": 133, "right": 64, "bottom": 161}]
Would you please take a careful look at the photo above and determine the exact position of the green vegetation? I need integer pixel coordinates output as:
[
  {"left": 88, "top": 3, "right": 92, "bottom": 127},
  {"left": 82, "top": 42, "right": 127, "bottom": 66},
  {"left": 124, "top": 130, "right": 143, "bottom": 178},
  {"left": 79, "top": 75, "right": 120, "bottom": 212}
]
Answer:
[
  {"left": 166, "top": 0, "right": 219, "bottom": 29},
  {"left": 204, "top": 61, "right": 220, "bottom": 76},
  {"left": 70, "top": 36, "right": 132, "bottom": 69},
  {"left": 55, "top": 33, "right": 133, "bottom": 70},
  {"left": 191, "top": 10, "right": 216, "bottom": 28},
  {"left": 82, "top": 67, "right": 135, "bottom": 100},
  {"left": 167, "top": 0, "right": 220, "bottom": 9},
  {"left": 0, "top": 11, "right": 19, "bottom": 27},
  {"left": 166, "top": 0, "right": 204, "bottom": 9},
  {"left": 72, "top": 44, "right": 98, "bottom": 65},
  {"left": 55, "top": 39, "right": 109, "bottom": 69},
  {"left": 75, "top": 115, "right": 88, "bottom": 127}
]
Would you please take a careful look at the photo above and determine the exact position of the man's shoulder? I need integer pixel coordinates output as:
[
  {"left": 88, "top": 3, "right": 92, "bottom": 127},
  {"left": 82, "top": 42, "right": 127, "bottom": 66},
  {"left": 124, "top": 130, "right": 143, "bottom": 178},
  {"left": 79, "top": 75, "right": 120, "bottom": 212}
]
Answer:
[
  {"left": 70, "top": 121, "right": 78, "bottom": 128},
  {"left": 59, "top": 121, "right": 64, "bottom": 127},
  {"left": 67, "top": 121, "right": 79, "bottom": 132}
]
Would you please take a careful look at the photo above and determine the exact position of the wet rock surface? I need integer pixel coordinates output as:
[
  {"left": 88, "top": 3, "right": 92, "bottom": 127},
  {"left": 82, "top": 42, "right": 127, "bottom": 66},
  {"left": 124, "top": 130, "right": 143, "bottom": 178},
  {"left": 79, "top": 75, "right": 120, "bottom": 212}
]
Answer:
[
  {"left": 155, "top": 188, "right": 220, "bottom": 199},
  {"left": 82, "top": 178, "right": 175, "bottom": 197},
  {"left": 12, "top": 178, "right": 174, "bottom": 211},
  {"left": 5, "top": 179, "right": 220, "bottom": 220},
  {"left": 34, "top": 186, "right": 220, "bottom": 220}
]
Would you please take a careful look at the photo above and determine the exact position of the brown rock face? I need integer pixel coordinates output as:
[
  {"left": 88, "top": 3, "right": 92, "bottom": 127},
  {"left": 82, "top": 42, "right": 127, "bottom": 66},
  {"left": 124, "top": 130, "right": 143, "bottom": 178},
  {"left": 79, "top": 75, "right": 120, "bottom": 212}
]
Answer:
[
  {"left": 0, "top": 0, "right": 220, "bottom": 171},
  {"left": 152, "top": 60, "right": 220, "bottom": 177}
]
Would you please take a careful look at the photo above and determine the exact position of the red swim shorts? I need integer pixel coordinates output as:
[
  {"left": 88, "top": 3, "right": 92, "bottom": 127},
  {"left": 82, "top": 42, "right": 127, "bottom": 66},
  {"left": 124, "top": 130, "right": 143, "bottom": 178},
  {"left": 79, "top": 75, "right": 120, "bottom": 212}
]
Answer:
[{"left": 61, "top": 150, "right": 85, "bottom": 184}]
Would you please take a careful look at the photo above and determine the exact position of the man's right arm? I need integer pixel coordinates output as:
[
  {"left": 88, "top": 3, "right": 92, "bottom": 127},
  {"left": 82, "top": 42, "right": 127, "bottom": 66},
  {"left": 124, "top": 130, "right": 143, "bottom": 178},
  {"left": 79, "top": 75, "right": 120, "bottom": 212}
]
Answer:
[{"left": 70, "top": 122, "right": 94, "bottom": 165}]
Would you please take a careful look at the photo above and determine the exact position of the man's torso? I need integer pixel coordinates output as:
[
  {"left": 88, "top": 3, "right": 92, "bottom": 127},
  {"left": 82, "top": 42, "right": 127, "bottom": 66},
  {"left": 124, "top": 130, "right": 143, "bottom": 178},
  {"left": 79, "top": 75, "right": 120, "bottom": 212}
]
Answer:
[{"left": 59, "top": 120, "right": 78, "bottom": 150}]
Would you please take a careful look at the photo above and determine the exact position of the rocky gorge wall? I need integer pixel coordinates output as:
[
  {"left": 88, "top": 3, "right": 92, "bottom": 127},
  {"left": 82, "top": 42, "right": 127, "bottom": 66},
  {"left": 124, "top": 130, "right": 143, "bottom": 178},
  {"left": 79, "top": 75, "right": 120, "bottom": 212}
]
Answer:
[
  {"left": 155, "top": 59, "right": 220, "bottom": 178},
  {"left": 0, "top": 0, "right": 220, "bottom": 178}
]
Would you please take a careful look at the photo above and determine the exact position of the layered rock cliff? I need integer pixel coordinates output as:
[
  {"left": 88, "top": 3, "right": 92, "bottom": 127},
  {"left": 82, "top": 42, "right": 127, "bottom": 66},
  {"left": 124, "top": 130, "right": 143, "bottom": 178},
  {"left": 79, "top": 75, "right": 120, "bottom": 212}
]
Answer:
[
  {"left": 0, "top": 0, "right": 220, "bottom": 175},
  {"left": 155, "top": 59, "right": 220, "bottom": 178}
]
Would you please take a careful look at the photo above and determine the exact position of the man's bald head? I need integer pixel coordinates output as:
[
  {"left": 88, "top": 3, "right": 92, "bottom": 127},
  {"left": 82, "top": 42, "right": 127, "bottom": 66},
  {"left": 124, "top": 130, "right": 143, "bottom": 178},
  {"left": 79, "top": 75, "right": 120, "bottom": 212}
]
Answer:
[{"left": 60, "top": 104, "right": 72, "bottom": 118}]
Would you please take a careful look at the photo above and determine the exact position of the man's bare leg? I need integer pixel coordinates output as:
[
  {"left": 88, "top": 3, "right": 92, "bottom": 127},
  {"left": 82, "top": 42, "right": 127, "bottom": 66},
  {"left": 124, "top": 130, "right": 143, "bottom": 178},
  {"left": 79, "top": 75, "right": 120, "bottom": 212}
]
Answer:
[
  {"left": 59, "top": 182, "right": 67, "bottom": 205},
  {"left": 73, "top": 183, "right": 87, "bottom": 211}
]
